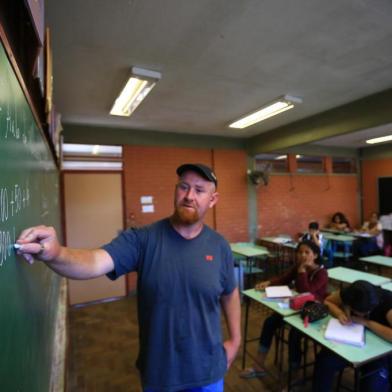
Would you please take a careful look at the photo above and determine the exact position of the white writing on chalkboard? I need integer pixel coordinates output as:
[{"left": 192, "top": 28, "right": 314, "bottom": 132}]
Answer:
[
  {"left": 0, "top": 183, "right": 30, "bottom": 266},
  {"left": 0, "top": 228, "right": 13, "bottom": 267},
  {"left": 1, "top": 75, "right": 44, "bottom": 160}
]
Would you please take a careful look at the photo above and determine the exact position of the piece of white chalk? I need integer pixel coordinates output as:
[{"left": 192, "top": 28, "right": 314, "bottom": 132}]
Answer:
[{"left": 13, "top": 243, "right": 22, "bottom": 249}]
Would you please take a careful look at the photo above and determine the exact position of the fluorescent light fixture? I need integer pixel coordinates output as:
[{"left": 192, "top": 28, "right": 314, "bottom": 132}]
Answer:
[
  {"left": 62, "top": 161, "right": 123, "bottom": 171},
  {"left": 229, "top": 95, "right": 302, "bottom": 129},
  {"left": 275, "top": 154, "right": 301, "bottom": 160},
  {"left": 366, "top": 135, "right": 392, "bottom": 144},
  {"left": 62, "top": 144, "right": 122, "bottom": 157},
  {"left": 110, "top": 66, "right": 161, "bottom": 117}
]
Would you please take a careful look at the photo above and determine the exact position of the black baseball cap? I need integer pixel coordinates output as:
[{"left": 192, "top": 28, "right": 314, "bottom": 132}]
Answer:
[{"left": 176, "top": 163, "right": 218, "bottom": 186}]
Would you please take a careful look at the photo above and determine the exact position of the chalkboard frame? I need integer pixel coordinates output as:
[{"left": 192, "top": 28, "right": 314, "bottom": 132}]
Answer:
[
  {"left": 0, "top": 25, "right": 66, "bottom": 391},
  {"left": 0, "top": 23, "right": 59, "bottom": 168}
]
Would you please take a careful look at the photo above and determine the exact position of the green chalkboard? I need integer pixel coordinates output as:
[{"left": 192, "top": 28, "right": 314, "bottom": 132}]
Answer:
[{"left": 0, "top": 40, "right": 62, "bottom": 390}]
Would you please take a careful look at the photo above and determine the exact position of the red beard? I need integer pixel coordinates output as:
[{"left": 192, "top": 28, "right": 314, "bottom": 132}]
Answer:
[{"left": 172, "top": 206, "right": 199, "bottom": 225}]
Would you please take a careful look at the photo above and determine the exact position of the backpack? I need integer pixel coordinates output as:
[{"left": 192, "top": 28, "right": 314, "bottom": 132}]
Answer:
[{"left": 300, "top": 301, "right": 329, "bottom": 323}]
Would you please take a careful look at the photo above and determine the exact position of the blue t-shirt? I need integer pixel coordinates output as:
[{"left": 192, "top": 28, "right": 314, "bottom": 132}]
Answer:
[{"left": 102, "top": 218, "right": 236, "bottom": 391}]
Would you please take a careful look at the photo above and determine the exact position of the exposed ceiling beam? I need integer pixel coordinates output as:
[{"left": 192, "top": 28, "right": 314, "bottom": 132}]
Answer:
[
  {"left": 63, "top": 123, "right": 246, "bottom": 150},
  {"left": 246, "top": 89, "right": 392, "bottom": 155}
]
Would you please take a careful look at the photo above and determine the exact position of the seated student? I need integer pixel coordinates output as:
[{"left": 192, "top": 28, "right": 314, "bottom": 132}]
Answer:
[
  {"left": 329, "top": 212, "right": 351, "bottom": 232},
  {"left": 353, "top": 212, "right": 383, "bottom": 259},
  {"left": 328, "top": 212, "right": 352, "bottom": 257},
  {"left": 313, "top": 280, "right": 392, "bottom": 392},
  {"left": 240, "top": 240, "right": 328, "bottom": 379},
  {"left": 301, "top": 221, "right": 333, "bottom": 268}
]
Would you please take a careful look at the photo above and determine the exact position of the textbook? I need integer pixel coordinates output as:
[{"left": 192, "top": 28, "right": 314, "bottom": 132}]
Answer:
[
  {"left": 324, "top": 318, "right": 365, "bottom": 347},
  {"left": 265, "top": 285, "right": 293, "bottom": 298}
]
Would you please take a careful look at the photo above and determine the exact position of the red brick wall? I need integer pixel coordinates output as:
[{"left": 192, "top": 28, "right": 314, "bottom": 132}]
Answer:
[
  {"left": 257, "top": 174, "right": 360, "bottom": 239},
  {"left": 361, "top": 158, "right": 392, "bottom": 217},
  {"left": 214, "top": 149, "right": 249, "bottom": 242}
]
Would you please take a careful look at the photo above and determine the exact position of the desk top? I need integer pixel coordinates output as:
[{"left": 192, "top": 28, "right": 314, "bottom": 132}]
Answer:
[
  {"left": 230, "top": 243, "right": 269, "bottom": 258},
  {"left": 350, "top": 232, "right": 375, "bottom": 239},
  {"left": 321, "top": 228, "right": 347, "bottom": 234},
  {"left": 360, "top": 255, "right": 392, "bottom": 267},
  {"left": 321, "top": 232, "right": 356, "bottom": 242},
  {"left": 381, "top": 282, "right": 392, "bottom": 292},
  {"left": 261, "top": 237, "right": 292, "bottom": 245},
  {"left": 285, "top": 314, "right": 392, "bottom": 366},
  {"left": 242, "top": 288, "right": 299, "bottom": 317},
  {"left": 328, "top": 267, "right": 391, "bottom": 286}
]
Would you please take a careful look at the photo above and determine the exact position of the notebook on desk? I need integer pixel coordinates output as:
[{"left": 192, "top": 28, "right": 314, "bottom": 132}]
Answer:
[
  {"left": 265, "top": 285, "right": 293, "bottom": 298},
  {"left": 324, "top": 318, "right": 365, "bottom": 347}
]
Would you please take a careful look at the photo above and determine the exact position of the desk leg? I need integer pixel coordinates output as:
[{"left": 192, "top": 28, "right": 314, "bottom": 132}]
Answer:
[
  {"left": 354, "top": 368, "right": 359, "bottom": 392},
  {"left": 242, "top": 296, "right": 250, "bottom": 369}
]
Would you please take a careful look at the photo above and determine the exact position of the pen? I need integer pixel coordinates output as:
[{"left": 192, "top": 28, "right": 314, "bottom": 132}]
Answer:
[{"left": 304, "top": 315, "right": 309, "bottom": 328}]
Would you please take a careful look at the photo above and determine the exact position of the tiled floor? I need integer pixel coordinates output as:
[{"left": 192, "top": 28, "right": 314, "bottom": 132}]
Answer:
[{"left": 67, "top": 294, "right": 355, "bottom": 392}]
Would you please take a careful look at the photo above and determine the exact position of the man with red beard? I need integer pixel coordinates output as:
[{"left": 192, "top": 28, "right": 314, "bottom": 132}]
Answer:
[{"left": 16, "top": 163, "right": 241, "bottom": 392}]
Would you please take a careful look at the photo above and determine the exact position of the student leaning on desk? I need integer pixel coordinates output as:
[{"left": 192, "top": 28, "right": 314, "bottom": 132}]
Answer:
[
  {"left": 14, "top": 163, "right": 241, "bottom": 392},
  {"left": 352, "top": 212, "right": 384, "bottom": 260},
  {"left": 329, "top": 211, "right": 351, "bottom": 232},
  {"left": 313, "top": 280, "right": 392, "bottom": 392},
  {"left": 240, "top": 240, "right": 328, "bottom": 379}
]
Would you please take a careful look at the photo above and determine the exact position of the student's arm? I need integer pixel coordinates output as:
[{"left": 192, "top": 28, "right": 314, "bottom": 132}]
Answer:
[
  {"left": 311, "top": 232, "right": 321, "bottom": 248},
  {"left": 220, "top": 288, "right": 241, "bottom": 368},
  {"left": 324, "top": 291, "right": 351, "bottom": 325},
  {"left": 255, "top": 267, "right": 296, "bottom": 290},
  {"left": 16, "top": 225, "right": 115, "bottom": 279},
  {"left": 368, "top": 222, "right": 382, "bottom": 236},
  {"left": 352, "top": 309, "right": 392, "bottom": 342},
  {"left": 255, "top": 280, "right": 270, "bottom": 290}
]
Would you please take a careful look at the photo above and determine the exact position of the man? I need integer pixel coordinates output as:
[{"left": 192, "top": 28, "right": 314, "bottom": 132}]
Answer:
[
  {"left": 17, "top": 163, "right": 241, "bottom": 392},
  {"left": 313, "top": 280, "right": 392, "bottom": 392}
]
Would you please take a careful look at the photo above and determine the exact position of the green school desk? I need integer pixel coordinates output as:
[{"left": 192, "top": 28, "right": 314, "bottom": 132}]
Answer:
[
  {"left": 320, "top": 232, "right": 356, "bottom": 260},
  {"left": 328, "top": 266, "right": 391, "bottom": 287},
  {"left": 259, "top": 237, "right": 297, "bottom": 269},
  {"left": 231, "top": 243, "right": 269, "bottom": 289},
  {"left": 241, "top": 288, "right": 298, "bottom": 369},
  {"left": 285, "top": 314, "right": 392, "bottom": 391},
  {"left": 321, "top": 228, "right": 347, "bottom": 235},
  {"left": 360, "top": 255, "right": 392, "bottom": 273},
  {"left": 381, "top": 282, "right": 392, "bottom": 292},
  {"left": 321, "top": 233, "right": 356, "bottom": 242},
  {"left": 231, "top": 243, "right": 270, "bottom": 258}
]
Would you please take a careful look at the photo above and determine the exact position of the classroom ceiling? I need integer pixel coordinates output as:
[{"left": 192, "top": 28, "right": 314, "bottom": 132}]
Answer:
[{"left": 46, "top": 0, "right": 392, "bottom": 149}]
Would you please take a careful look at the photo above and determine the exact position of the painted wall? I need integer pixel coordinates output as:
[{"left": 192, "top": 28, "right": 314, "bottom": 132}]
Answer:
[
  {"left": 257, "top": 174, "right": 360, "bottom": 239},
  {"left": 361, "top": 157, "right": 392, "bottom": 217}
]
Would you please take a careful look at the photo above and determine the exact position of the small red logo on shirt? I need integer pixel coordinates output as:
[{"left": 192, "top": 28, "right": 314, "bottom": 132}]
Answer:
[{"left": 205, "top": 255, "right": 214, "bottom": 262}]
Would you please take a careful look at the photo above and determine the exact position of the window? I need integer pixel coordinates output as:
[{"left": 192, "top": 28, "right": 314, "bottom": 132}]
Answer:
[
  {"left": 332, "top": 157, "right": 357, "bottom": 173},
  {"left": 62, "top": 144, "right": 123, "bottom": 171},
  {"left": 296, "top": 155, "right": 323, "bottom": 173},
  {"left": 255, "top": 153, "right": 288, "bottom": 173}
]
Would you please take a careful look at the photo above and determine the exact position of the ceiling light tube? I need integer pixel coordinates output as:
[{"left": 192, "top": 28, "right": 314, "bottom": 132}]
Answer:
[
  {"left": 366, "top": 135, "right": 392, "bottom": 144},
  {"left": 92, "top": 145, "right": 100, "bottom": 155},
  {"left": 110, "top": 66, "right": 161, "bottom": 117},
  {"left": 229, "top": 95, "right": 302, "bottom": 129}
]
